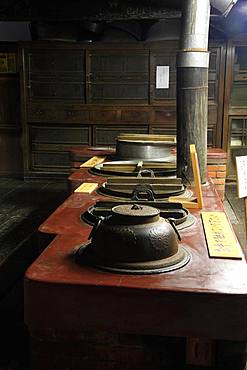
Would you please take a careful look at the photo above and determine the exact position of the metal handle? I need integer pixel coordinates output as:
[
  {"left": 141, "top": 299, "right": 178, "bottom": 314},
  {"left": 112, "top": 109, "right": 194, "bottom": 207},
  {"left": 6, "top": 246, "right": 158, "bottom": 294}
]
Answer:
[
  {"left": 137, "top": 169, "right": 155, "bottom": 178},
  {"left": 88, "top": 215, "right": 112, "bottom": 240},
  {"left": 131, "top": 184, "right": 155, "bottom": 201},
  {"left": 88, "top": 216, "right": 104, "bottom": 240},
  {"left": 168, "top": 218, "right": 181, "bottom": 241}
]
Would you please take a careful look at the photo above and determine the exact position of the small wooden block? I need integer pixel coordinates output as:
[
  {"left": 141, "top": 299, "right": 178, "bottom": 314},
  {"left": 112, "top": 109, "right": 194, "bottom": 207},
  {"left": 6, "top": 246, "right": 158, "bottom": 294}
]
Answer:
[
  {"left": 80, "top": 156, "right": 106, "bottom": 168},
  {"left": 74, "top": 182, "right": 98, "bottom": 194},
  {"left": 201, "top": 211, "right": 243, "bottom": 259},
  {"left": 168, "top": 197, "right": 199, "bottom": 209}
]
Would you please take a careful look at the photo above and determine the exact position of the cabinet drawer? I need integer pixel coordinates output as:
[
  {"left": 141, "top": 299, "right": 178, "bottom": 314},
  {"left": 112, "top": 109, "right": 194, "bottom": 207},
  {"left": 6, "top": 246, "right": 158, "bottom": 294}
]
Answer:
[
  {"left": 59, "top": 108, "right": 89, "bottom": 123},
  {"left": 28, "top": 105, "right": 90, "bottom": 123},
  {"left": 93, "top": 125, "right": 148, "bottom": 145},
  {"left": 28, "top": 105, "right": 58, "bottom": 122},
  {"left": 153, "top": 109, "right": 176, "bottom": 124},
  {"left": 90, "top": 110, "right": 117, "bottom": 122},
  {"left": 30, "top": 125, "right": 90, "bottom": 145},
  {"left": 32, "top": 151, "right": 70, "bottom": 169},
  {"left": 121, "top": 110, "right": 149, "bottom": 123}
]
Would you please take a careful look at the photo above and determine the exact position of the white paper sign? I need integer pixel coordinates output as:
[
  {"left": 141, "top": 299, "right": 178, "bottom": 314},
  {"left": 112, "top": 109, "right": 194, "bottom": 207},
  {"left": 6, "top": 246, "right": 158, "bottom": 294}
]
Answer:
[
  {"left": 156, "top": 66, "right": 169, "bottom": 89},
  {"left": 236, "top": 155, "right": 247, "bottom": 198}
]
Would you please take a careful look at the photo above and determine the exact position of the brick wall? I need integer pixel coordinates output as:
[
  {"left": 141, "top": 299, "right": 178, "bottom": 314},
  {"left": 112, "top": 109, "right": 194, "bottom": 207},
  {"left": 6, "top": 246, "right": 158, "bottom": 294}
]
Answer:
[{"left": 207, "top": 149, "right": 227, "bottom": 201}]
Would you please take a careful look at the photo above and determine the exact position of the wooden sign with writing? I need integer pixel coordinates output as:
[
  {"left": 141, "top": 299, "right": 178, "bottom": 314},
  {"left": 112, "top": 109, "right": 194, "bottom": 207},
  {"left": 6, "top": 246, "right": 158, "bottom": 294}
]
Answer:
[
  {"left": 236, "top": 155, "right": 247, "bottom": 198},
  {"left": 80, "top": 156, "right": 106, "bottom": 168},
  {"left": 74, "top": 182, "right": 98, "bottom": 194},
  {"left": 201, "top": 212, "right": 242, "bottom": 259}
]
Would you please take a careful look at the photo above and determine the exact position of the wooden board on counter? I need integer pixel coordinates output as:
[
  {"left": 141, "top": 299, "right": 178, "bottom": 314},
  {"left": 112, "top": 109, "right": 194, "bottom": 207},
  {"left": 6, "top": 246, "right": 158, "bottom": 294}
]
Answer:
[
  {"left": 80, "top": 156, "right": 106, "bottom": 168},
  {"left": 201, "top": 211, "right": 242, "bottom": 259},
  {"left": 74, "top": 182, "right": 98, "bottom": 194}
]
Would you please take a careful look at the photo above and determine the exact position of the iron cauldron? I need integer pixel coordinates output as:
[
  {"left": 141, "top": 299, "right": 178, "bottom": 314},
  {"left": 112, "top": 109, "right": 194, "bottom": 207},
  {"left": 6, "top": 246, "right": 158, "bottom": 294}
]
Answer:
[{"left": 77, "top": 204, "right": 190, "bottom": 274}]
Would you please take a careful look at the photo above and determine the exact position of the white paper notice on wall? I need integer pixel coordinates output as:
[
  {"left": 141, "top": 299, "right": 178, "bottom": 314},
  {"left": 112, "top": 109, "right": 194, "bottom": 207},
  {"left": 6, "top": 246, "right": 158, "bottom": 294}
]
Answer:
[
  {"left": 156, "top": 66, "right": 169, "bottom": 89},
  {"left": 236, "top": 155, "right": 247, "bottom": 198}
]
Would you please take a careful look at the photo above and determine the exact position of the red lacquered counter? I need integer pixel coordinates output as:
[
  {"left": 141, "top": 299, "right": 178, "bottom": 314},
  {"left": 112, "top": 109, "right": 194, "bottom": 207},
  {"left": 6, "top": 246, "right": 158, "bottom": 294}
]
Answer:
[{"left": 25, "top": 178, "right": 247, "bottom": 341}]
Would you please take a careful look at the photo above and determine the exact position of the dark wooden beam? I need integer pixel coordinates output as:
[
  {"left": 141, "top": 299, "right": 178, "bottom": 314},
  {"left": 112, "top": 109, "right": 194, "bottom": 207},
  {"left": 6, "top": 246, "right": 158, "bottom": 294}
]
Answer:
[{"left": 0, "top": 0, "right": 181, "bottom": 21}]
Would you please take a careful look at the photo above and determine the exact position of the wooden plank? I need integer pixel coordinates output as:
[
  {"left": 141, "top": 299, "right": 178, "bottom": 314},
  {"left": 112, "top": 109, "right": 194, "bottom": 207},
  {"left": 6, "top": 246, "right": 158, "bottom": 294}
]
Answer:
[
  {"left": 74, "top": 182, "right": 98, "bottom": 194},
  {"left": 190, "top": 144, "right": 204, "bottom": 209},
  {"left": 201, "top": 211, "right": 242, "bottom": 259},
  {"left": 117, "top": 133, "right": 176, "bottom": 142},
  {"left": 80, "top": 156, "right": 106, "bottom": 168}
]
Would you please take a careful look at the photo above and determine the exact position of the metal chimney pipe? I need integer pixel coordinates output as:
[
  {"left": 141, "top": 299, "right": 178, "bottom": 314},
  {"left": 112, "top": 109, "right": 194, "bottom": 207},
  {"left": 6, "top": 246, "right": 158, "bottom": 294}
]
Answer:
[
  {"left": 177, "top": 0, "right": 210, "bottom": 184},
  {"left": 176, "top": 0, "right": 238, "bottom": 184}
]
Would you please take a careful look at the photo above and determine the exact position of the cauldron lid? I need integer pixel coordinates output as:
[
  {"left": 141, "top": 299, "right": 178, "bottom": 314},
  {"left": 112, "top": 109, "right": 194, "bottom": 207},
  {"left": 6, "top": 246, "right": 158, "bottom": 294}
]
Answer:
[{"left": 112, "top": 204, "right": 159, "bottom": 218}]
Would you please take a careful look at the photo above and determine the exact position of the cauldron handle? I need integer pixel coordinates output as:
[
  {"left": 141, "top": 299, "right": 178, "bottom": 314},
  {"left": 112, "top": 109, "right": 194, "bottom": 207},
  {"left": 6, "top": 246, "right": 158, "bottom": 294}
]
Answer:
[
  {"left": 88, "top": 215, "right": 111, "bottom": 240},
  {"left": 168, "top": 218, "right": 181, "bottom": 241},
  {"left": 131, "top": 184, "right": 155, "bottom": 201}
]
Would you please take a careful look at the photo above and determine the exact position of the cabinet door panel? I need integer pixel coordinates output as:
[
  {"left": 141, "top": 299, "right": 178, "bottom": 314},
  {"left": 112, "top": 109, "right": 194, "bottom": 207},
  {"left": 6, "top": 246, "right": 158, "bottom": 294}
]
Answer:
[
  {"left": 88, "top": 51, "right": 149, "bottom": 104},
  {"left": 28, "top": 51, "right": 84, "bottom": 74},
  {"left": 32, "top": 151, "right": 70, "bottom": 170},
  {"left": 89, "top": 83, "right": 148, "bottom": 103},
  {"left": 150, "top": 52, "right": 177, "bottom": 103},
  {"left": 90, "top": 52, "right": 148, "bottom": 76},
  {"left": 31, "top": 125, "right": 90, "bottom": 145},
  {"left": 29, "top": 81, "right": 85, "bottom": 101}
]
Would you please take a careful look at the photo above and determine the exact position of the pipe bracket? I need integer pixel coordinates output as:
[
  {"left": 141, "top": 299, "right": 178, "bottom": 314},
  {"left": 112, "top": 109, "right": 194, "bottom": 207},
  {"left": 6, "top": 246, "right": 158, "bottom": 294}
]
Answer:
[{"left": 177, "top": 51, "right": 210, "bottom": 68}]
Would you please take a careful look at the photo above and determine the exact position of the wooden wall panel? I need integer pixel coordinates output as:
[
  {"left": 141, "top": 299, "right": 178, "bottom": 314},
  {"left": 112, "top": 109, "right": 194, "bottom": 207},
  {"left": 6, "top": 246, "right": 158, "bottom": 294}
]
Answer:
[
  {"left": 93, "top": 125, "right": 149, "bottom": 145},
  {"left": 20, "top": 41, "right": 225, "bottom": 178}
]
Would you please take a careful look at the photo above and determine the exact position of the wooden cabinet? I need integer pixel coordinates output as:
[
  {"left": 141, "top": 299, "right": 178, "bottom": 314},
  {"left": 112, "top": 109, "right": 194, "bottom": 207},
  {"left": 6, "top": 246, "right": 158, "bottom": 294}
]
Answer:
[{"left": 20, "top": 41, "right": 225, "bottom": 178}]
